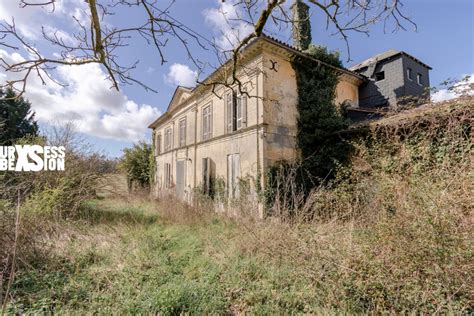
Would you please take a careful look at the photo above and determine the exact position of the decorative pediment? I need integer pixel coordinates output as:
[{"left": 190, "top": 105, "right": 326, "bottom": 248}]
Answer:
[{"left": 166, "top": 86, "right": 193, "bottom": 112}]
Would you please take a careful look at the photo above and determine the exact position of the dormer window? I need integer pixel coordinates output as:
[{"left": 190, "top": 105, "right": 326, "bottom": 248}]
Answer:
[
  {"left": 417, "top": 73, "right": 423, "bottom": 86},
  {"left": 375, "top": 71, "right": 385, "bottom": 81},
  {"left": 407, "top": 68, "right": 413, "bottom": 81}
]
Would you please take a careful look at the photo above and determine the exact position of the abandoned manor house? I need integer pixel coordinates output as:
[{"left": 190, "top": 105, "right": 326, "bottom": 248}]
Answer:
[{"left": 148, "top": 2, "right": 431, "bottom": 207}]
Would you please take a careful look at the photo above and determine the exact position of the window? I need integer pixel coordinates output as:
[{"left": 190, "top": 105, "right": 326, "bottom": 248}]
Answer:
[
  {"left": 179, "top": 118, "right": 186, "bottom": 147},
  {"left": 226, "top": 90, "right": 247, "bottom": 133},
  {"left": 155, "top": 162, "right": 160, "bottom": 188},
  {"left": 164, "top": 163, "right": 172, "bottom": 188},
  {"left": 236, "top": 91, "right": 247, "bottom": 129},
  {"left": 226, "top": 93, "right": 233, "bottom": 133},
  {"left": 202, "top": 104, "right": 213, "bottom": 141},
  {"left": 407, "top": 67, "right": 413, "bottom": 81},
  {"left": 417, "top": 73, "right": 423, "bottom": 86},
  {"left": 155, "top": 133, "right": 161, "bottom": 155},
  {"left": 375, "top": 71, "right": 385, "bottom": 81},
  {"left": 227, "top": 153, "right": 240, "bottom": 199},
  {"left": 202, "top": 157, "right": 213, "bottom": 196},
  {"left": 164, "top": 127, "right": 172, "bottom": 151}
]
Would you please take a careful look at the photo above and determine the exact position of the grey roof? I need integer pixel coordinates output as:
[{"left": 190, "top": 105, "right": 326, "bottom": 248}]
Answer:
[
  {"left": 349, "top": 49, "right": 400, "bottom": 71},
  {"left": 349, "top": 49, "right": 432, "bottom": 71}
]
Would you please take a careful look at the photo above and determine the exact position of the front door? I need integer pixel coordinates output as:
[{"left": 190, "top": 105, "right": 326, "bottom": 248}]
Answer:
[{"left": 176, "top": 160, "right": 186, "bottom": 200}]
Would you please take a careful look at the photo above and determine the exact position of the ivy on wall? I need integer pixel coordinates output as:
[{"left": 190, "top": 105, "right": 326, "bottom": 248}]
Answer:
[
  {"left": 266, "top": 45, "right": 351, "bottom": 210},
  {"left": 292, "top": 45, "right": 350, "bottom": 187}
]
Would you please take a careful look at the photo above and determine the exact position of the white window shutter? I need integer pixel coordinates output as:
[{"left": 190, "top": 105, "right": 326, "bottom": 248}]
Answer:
[
  {"left": 234, "top": 154, "right": 240, "bottom": 198},
  {"left": 202, "top": 108, "right": 207, "bottom": 140},
  {"left": 209, "top": 105, "right": 213, "bottom": 138},
  {"left": 226, "top": 93, "right": 232, "bottom": 133},
  {"left": 236, "top": 97, "right": 242, "bottom": 129},
  {"left": 242, "top": 94, "right": 247, "bottom": 127},
  {"left": 227, "top": 154, "right": 233, "bottom": 198}
]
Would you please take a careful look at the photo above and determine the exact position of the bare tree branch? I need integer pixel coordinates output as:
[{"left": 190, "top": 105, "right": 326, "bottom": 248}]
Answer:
[{"left": 0, "top": 0, "right": 416, "bottom": 98}]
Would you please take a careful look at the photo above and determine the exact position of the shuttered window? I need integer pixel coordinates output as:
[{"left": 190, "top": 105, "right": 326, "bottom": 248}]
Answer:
[
  {"left": 237, "top": 90, "right": 247, "bottom": 129},
  {"left": 164, "top": 163, "right": 172, "bottom": 188},
  {"left": 202, "top": 104, "right": 213, "bottom": 141},
  {"left": 164, "top": 128, "right": 172, "bottom": 151},
  {"left": 155, "top": 133, "right": 161, "bottom": 155},
  {"left": 227, "top": 153, "right": 241, "bottom": 199},
  {"left": 226, "top": 89, "right": 247, "bottom": 133},
  {"left": 179, "top": 118, "right": 186, "bottom": 147},
  {"left": 226, "top": 93, "right": 233, "bottom": 133}
]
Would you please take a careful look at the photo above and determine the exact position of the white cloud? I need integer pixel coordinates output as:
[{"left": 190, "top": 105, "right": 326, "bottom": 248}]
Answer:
[
  {"left": 0, "top": 49, "right": 160, "bottom": 142},
  {"left": 431, "top": 89, "right": 456, "bottom": 102},
  {"left": 0, "top": 0, "right": 83, "bottom": 40},
  {"left": 432, "top": 73, "right": 474, "bottom": 102},
  {"left": 164, "top": 63, "right": 197, "bottom": 87},
  {"left": 203, "top": 0, "right": 253, "bottom": 50}
]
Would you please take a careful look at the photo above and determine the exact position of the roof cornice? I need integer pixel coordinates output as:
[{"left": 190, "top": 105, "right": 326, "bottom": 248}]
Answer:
[{"left": 148, "top": 34, "right": 365, "bottom": 129}]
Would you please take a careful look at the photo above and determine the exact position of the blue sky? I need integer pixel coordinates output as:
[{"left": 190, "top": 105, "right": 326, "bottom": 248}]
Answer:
[{"left": 0, "top": 0, "right": 473, "bottom": 157}]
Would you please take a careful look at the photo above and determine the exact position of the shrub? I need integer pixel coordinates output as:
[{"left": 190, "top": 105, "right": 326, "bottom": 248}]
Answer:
[
  {"left": 0, "top": 124, "right": 109, "bottom": 302},
  {"left": 119, "top": 142, "right": 152, "bottom": 192}
]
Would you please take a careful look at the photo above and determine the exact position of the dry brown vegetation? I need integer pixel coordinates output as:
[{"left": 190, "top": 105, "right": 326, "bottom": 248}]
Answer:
[{"left": 1, "top": 97, "right": 473, "bottom": 314}]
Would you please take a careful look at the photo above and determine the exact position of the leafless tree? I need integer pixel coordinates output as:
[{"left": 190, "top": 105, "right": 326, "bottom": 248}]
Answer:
[{"left": 0, "top": 0, "right": 416, "bottom": 97}]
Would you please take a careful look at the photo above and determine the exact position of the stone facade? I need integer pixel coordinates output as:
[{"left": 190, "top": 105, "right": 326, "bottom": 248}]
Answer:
[{"left": 148, "top": 36, "right": 362, "bottom": 212}]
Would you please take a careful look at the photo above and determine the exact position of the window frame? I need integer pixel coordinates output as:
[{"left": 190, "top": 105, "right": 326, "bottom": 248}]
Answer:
[
  {"left": 202, "top": 103, "right": 213, "bottom": 141},
  {"left": 417, "top": 73, "right": 423, "bottom": 86},
  {"left": 226, "top": 89, "right": 247, "bottom": 133},
  {"left": 202, "top": 157, "right": 212, "bottom": 196},
  {"left": 155, "top": 133, "right": 162, "bottom": 155},
  {"left": 164, "top": 163, "right": 171, "bottom": 188},
  {"left": 227, "top": 153, "right": 241, "bottom": 199},
  {"left": 375, "top": 71, "right": 385, "bottom": 82},
  {"left": 164, "top": 127, "right": 172, "bottom": 151},
  {"left": 407, "top": 67, "right": 413, "bottom": 81},
  {"left": 236, "top": 89, "right": 247, "bottom": 130},
  {"left": 226, "top": 92, "right": 233, "bottom": 133}
]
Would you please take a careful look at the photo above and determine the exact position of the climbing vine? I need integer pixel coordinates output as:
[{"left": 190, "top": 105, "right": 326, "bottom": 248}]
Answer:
[
  {"left": 266, "top": 45, "right": 351, "bottom": 211},
  {"left": 292, "top": 45, "right": 350, "bottom": 188}
]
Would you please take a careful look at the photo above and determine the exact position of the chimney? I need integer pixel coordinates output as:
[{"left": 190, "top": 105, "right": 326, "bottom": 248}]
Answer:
[{"left": 291, "top": 0, "right": 311, "bottom": 51}]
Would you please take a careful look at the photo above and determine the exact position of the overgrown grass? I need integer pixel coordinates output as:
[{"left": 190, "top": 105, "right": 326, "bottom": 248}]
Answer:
[
  {"left": 5, "top": 184, "right": 472, "bottom": 314},
  {"left": 4, "top": 198, "right": 338, "bottom": 314},
  {"left": 2, "top": 97, "right": 473, "bottom": 314}
]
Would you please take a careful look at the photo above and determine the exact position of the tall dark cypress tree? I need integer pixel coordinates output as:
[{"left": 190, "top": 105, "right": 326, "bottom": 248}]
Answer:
[{"left": 0, "top": 88, "right": 39, "bottom": 145}]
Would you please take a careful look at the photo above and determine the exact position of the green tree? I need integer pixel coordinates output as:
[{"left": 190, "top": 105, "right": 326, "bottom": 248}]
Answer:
[
  {"left": 304, "top": 45, "right": 342, "bottom": 68},
  {"left": 119, "top": 142, "right": 152, "bottom": 192},
  {"left": 0, "top": 88, "right": 39, "bottom": 145}
]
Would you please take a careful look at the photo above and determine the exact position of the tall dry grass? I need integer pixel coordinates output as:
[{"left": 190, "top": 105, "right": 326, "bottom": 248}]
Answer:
[
  {"left": 131, "top": 97, "right": 473, "bottom": 312},
  {"left": 239, "top": 97, "right": 473, "bottom": 312},
  {"left": 167, "top": 97, "right": 472, "bottom": 313},
  {"left": 1, "top": 98, "right": 472, "bottom": 313},
  {"left": 0, "top": 124, "right": 111, "bottom": 308}
]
